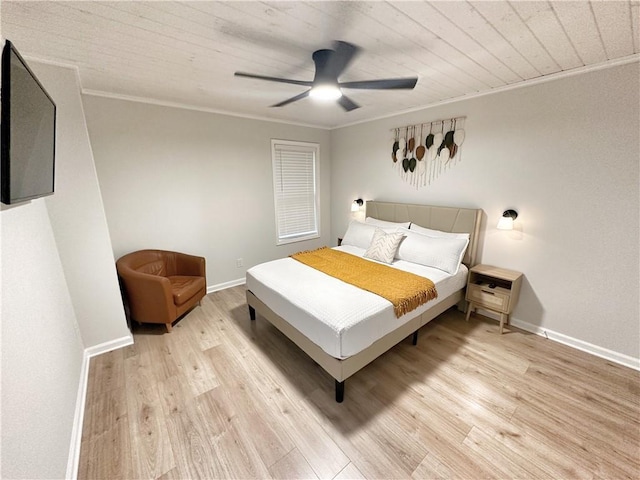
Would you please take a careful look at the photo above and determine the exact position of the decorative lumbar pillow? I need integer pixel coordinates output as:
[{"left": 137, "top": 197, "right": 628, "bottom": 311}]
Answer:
[
  {"left": 396, "top": 228, "right": 469, "bottom": 275},
  {"left": 364, "top": 228, "right": 405, "bottom": 264},
  {"left": 365, "top": 217, "right": 411, "bottom": 229}
]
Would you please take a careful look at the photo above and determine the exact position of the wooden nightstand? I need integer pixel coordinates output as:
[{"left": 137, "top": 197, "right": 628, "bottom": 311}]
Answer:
[{"left": 465, "top": 264, "right": 523, "bottom": 334}]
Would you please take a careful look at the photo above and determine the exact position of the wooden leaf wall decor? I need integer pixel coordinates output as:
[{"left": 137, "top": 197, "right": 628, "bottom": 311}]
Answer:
[{"left": 390, "top": 117, "right": 466, "bottom": 188}]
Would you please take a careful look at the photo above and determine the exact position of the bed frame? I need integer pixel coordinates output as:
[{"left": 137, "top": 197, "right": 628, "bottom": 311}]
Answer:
[{"left": 246, "top": 201, "right": 483, "bottom": 402}]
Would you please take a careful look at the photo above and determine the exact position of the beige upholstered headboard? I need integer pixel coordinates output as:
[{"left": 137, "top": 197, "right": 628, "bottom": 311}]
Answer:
[{"left": 365, "top": 201, "right": 483, "bottom": 267}]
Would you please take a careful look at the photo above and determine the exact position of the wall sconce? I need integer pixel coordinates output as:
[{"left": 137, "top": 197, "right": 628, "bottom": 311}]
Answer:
[
  {"left": 351, "top": 198, "right": 364, "bottom": 212},
  {"left": 497, "top": 209, "right": 518, "bottom": 230}
]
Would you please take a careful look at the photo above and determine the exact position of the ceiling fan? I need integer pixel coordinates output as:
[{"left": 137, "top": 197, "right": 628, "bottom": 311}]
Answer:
[{"left": 234, "top": 41, "right": 418, "bottom": 111}]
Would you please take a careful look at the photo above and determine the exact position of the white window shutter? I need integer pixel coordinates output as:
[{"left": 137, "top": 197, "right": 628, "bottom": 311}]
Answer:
[{"left": 272, "top": 140, "right": 320, "bottom": 245}]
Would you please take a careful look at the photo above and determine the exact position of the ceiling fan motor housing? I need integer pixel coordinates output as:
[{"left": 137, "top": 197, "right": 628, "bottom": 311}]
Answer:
[{"left": 313, "top": 49, "right": 339, "bottom": 84}]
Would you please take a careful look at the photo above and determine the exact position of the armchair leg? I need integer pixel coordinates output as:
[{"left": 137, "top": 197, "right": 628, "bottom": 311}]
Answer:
[{"left": 166, "top": 322, "right": 173, "bottom": 333}]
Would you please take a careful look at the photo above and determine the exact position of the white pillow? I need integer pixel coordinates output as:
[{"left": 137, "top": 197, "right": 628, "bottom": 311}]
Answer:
[
  {"left": 366, "top": 217, "right": 411, "bottom": 229},
  {"left": 396, "top": 228, "right": 469, "bottom": 275},
  {"left": 342, "top": 221, "right": 378, "bottom": 249},
  {"left": 364, "top": 228, "right": 405, "bottom": 264},
  {"left": 342, "top": 221, "right": 399, "bottom": 249},
  {"left": 409, "top": 223, "right": 470, "bottom": 240}
]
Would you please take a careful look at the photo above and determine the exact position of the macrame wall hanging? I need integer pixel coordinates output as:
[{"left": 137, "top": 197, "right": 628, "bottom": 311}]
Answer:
[{"left": 391, "top": 116, "right": 466, "bottom": 188}]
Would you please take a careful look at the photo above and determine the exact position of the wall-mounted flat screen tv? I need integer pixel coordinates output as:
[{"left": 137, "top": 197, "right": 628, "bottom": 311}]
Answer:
[{"left": 1, "top": 39, "right": 56, "bottom": 205}]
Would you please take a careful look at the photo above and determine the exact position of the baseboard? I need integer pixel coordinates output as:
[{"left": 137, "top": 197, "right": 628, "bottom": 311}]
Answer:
[
  {"left": 65, "top": 350, "right": 90, "bottom": 480},
  {"left": 509, "top": 318, "right": 640, "bottom": 371},
  {"left": 207, "top": 277, "right": 245, "bottom": 294},
  {"left": 85, "top": 334, "right": 134, "bottom": 358},
  {"left": 66, "top": 334, "right": 134, "bottom": 479},
  {"left": 473, "top": 306, "right": 639, "bottom": 371}
]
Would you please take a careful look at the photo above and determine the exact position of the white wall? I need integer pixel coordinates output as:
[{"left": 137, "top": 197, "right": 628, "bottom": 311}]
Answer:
[
  {"left": 33, "top": 63, "right": 131, "bottom": 349},
  {"left": 1, "top": 57, "right": 130, "bottom": 478},
  {"left": 1, "top": 201, "right": 83, "bottom": 479},
  {"left": 82, "top": 97, "right": 332, "bottom": 288},
  {"left": 330, "top": 62, "right": 639, "bottom": 362}
]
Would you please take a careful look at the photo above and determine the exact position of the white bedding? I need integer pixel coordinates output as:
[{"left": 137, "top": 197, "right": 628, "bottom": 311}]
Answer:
[{"left": 246, "top": 245, "right": 467, "bottom": 359}]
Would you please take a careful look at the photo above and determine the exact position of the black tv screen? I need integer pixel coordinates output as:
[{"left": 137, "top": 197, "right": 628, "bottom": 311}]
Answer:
[{"left": 1, "top": 39, "right": 56, "bottom": 205}]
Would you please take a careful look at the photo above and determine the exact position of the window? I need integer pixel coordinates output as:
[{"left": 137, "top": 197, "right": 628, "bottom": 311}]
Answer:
[{"left": 271, "top": 139, "right": 320, "bottom": 245}]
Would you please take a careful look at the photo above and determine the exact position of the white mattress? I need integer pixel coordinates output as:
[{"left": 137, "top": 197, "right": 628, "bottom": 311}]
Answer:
[{"left": 246, "top": 245, "right": 467, "bottom": 359}]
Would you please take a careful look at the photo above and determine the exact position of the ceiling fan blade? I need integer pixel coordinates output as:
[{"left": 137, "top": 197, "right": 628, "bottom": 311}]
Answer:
[
  {"left": 339, "top": 77, "right": 418, "bottom": 90},
  {"left": 236, "top": 41, "right": 415, "bottom": 111},
  {"left": 325, "top": 41, "right": 360, "bottom": 79},
  {"left": 235, "top": 72, "right": 313, "bottom": 87},
  {"left": 271, "top": 90, "right": 311, "bottom": 107},
  {"left": 337, "top": 94, "right": 360, "bottom": 112}
]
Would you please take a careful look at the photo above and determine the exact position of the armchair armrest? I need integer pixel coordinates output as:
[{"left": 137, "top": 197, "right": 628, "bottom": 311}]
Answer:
[
  {"left": 120, "top": 269, "right": 175, "bottom": 324},
  {"left": 175, "top": 252, "right": 206, "bottom": 278}
]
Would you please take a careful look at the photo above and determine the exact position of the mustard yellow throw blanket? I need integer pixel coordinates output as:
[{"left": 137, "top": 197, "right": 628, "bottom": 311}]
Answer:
[{"left": 291, "top": 247, "right": 437, "bottom": 318}]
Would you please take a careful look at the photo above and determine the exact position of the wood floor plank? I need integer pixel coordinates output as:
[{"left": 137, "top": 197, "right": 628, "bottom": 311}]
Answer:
[
  {"left": 411, "top": 452, "right": 454, "bottom": 480},
  {"left": 84, "top": 347, "right": 125, "bottom": 406},
  {"left": 526, "top": 360, "right": 640, "bottom": 420},
  {"left": 268, "top": 447, "right": 318, "bottom": 480},
  {"left": 333, "top": 462, "right": 366, "bottom": 480},
  {"left": 306, "top": 385, "right": 418, "bottom": 479},
  {"left": 462, "top": 426, "right": 553, "bottom": 480},
  {"left": 517, "top": 365, "right": 639, "bottom": 442},
  {"left": 356, "top": 349, "right": 473, "bottom": 443},
  {"left": 393, "top": 341, "right": 520, "bottom": 419},
  {"left": 156, "top": 373, "right": 196, "bottom": 418},
  {"left": 78, "top": 287, "right": 640, "bottom": 480},
  {"left": 77, "top": 414, "right": 134, "bottom": 480},
  {"left": 492, "top": 411, "right": 600, "bottom": 479},
  {"left": 80, "top": 385, "right": 128, "bottom": 443},
  {"left": 133, "top": 333, "right": 181, "bottom": 384},
  {"left": 164, "top": 392, "right": 227, "bottom": 479},
  {"left": 124, "top": 350, "right": 176, "bottom": 478},
  {"left": 163, "top": 385, "right": 271, "bottom": 479},
  {"left": 197, "top": 388, "right": 273, "bottom": 479},
  {"left": 204, "top": 344, "right": 296, "bottom": 469},
  {"left": 274, "top": 401, "right": 351, "bottom": 480},
  {"left": 163, "top": 333, "right": 220, "bottom": 397},
  {"left": 509, "top": 400, "right": 639, "bottom": 479},
  {"left": 227, "top": 349, "right": 351, "bottom": 479},
  {"left": 186, "top": 307, "right": 224, "bottom": 351}
]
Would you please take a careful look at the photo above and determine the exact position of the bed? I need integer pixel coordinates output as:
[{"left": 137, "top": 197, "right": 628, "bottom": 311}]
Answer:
[{"left": 246, "top": 201, "right": 483, "bottom": 402}]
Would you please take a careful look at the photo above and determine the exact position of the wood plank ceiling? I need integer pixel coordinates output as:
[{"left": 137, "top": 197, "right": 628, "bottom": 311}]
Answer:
[{"left": 2, "top": 1, "right": 638, "bottom": 128}]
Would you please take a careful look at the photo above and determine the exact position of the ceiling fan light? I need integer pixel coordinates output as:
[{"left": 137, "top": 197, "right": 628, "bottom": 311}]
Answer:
[{"left": 309, "top": 84, "right": 342, "bottom": 101}]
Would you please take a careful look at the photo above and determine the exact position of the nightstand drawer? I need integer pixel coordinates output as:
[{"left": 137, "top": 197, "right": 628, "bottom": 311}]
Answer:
[{"left": 467, "top": 285, "right": 509, "bottom": 312}]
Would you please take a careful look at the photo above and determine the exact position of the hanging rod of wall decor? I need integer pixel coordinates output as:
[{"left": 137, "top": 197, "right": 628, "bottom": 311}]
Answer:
[{"left": 390, "top": 116, "right": 466, "bottom": 133}]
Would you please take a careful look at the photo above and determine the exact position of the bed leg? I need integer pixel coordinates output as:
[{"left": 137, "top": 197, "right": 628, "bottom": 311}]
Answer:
[
  {"left": 335, "top": 380, "right": 345, "bottom": 403},
  {"left": 412, "top": 330, "right": 418, "bottom": 345},
  {"left": 249, "top": 305, "right": 256, "bottom": 321}
]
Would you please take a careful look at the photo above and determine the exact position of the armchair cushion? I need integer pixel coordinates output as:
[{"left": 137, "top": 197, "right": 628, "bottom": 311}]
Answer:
[{"left": 168, "top": 275, "right": 206, "bottom": 306}]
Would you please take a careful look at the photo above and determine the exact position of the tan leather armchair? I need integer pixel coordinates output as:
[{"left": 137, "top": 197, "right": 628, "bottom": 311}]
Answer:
[{"left": 116, "top": 249, "right": 206, "bottom": 332}]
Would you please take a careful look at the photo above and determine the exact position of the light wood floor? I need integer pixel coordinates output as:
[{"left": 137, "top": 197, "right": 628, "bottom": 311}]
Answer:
[{"left": 79, "top": 286, "right": 640, "bottom": 479}]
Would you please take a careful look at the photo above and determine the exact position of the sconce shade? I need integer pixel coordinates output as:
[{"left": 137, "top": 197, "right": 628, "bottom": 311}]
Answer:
[
  {"left": 351, "top": 198, "right": 364, "bottom": 212},
  {"left": 497, "top": 209, "right": 518, "bottom": 230}
]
